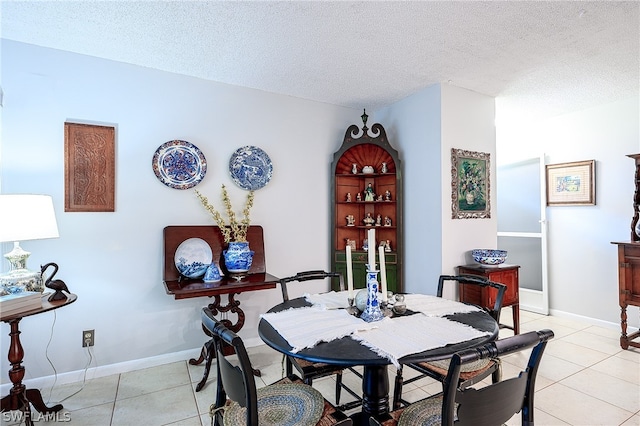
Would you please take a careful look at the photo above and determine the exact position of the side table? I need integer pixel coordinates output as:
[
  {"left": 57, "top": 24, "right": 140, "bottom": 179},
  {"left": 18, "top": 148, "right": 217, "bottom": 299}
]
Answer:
[
  {"left": 1, "top": 293, "right": 77, "bottom": 425},
  {"left": 457, "top": 264, "right": 520, "bottom": 334},
  {"left": 611, "top": 242, "right": 640, "bottom": 349}
]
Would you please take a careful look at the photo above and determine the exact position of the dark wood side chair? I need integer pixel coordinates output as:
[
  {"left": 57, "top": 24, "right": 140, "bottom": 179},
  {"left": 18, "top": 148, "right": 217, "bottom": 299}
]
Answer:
[
  {"left": 373, "top": 329, "right": 554, "bottom": 426},
  {"left": 279, "top": 270, "right": 363, "bottom": 410},
  {"left": 202, "top": 307, "right": 352, "bottom": 426},
  {"left": 393, "top": 274, "right": 507, "bottom": 409}
]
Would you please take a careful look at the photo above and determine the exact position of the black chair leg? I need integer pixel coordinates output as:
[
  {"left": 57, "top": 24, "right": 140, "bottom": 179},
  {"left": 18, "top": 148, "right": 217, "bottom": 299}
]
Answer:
[
  {"left": 335, "top": 372, "right": 343, "bottom": 404},
  {"left": 392, "top": 367, "right": 403, "bottom": 410}
]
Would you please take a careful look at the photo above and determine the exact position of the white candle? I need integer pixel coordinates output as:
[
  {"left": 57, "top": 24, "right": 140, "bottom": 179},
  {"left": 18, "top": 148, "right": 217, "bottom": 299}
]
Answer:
[
  {"left": 379, "top": 245, "right": 387, "bottom": 302},
  {"left": 367, "top": 228, "right": 376, "bottom": 269},
  {"left": 345, "top": 245, "right": 354, "bottom": 299}
]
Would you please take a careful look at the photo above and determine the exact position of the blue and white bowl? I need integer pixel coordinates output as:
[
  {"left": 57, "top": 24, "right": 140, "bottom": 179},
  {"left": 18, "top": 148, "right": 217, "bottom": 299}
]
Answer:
[{"left": 472, "top": 249, "right": 507, "bottom": 265}]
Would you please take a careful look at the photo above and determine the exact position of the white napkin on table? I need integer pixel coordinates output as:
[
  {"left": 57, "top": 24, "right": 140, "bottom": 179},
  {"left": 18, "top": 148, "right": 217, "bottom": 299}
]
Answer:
[
  {"left": 351, "top": 313, "right": 491, "bottom": 368},
  {"left": 303, "top": 290, "right": 351, "bottom": 309},
  {"left": 403, "top": 294, "right": 482, "bottom": 317},
  {"left": 260, "top": 306, "right": 377, "bottom": 352}
]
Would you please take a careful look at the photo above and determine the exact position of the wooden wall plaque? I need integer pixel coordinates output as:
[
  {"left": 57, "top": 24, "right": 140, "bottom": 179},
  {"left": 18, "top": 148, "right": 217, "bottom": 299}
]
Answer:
[{"left": 64, "top": 122, "right": 115, "bottom": 212}]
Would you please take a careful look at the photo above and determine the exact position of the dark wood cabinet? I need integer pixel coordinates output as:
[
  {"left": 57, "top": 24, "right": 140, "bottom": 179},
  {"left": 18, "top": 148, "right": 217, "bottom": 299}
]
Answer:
[
  {"left": 457, "top": 264, "right": 520, "bottom": 334},
  {"left": 611, "top": 242, "right": 640, "bottom": 349},
  {"left": 331, "top": 112, "right": 402, "bottom": 293}
]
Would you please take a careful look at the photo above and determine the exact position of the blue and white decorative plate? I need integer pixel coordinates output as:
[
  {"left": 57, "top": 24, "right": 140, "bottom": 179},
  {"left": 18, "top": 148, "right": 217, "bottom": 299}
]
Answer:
[
  {"left": 174, "top": 238, "right": 213, "bottom": 279},
  {"left": 152, "top": 140, "right": 207, "bottom": 190},
  {"left": 229, "top": 146, "right": 273, "bottom": 190}
]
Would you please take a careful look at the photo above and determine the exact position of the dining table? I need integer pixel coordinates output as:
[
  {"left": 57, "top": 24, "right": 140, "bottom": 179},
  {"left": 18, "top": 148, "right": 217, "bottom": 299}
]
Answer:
[{"left": 258, "top": 292, "right": 500, "bottom": 425}]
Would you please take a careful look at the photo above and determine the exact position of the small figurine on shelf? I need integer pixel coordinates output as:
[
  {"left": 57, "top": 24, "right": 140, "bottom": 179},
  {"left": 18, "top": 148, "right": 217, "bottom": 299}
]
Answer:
[
  {"left": 385, "top": 240, "right": 392, "bottom": 252},
  {"left": 384, "top": 190, "right": 392, "bottom": 201},
  {"left": 363, "top": 238, "right": 369, "bottom": 250},
  {"left": 346, "top": 214, "right": 355, "bottom": 226},
  {"left": 377, "top": 194, "right": 383, "bottom": 201},
  {"left": 352, "top": 163, "right": 358, "bottom": 174},
  {"left": 356, "top": 192, "right": 362, "bottom": 202},
  {"left": 364, "top": 183, "right": 375, "bottom": 201},
  {"left": 384, "top": 216, "right": 392, "bottom": 227},
  {"left": 363, "top": 212, "right": 375, "bottom": 226},
  {"left": 375, "top": 214, "right": 382, "bottom": 226},
  {"left": 346, "top": 192, "right": 352, "bottom": 202},
  {"left": 345, "top": 238, "right": 356, "bottom": 250},
  {"left": 381, "top": 162, "right": 388, "bottom": 173}
]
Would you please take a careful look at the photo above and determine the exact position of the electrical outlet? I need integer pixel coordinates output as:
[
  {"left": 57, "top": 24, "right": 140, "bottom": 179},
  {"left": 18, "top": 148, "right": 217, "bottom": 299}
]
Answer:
[{"left": 83, "top": 329, "right": 94, "bottom": 347}]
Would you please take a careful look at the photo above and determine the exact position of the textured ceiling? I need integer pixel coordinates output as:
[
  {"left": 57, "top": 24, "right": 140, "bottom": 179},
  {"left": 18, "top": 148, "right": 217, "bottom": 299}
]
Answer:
[{"left": 2, "top": 1, "right": 639, "bottom": 121}]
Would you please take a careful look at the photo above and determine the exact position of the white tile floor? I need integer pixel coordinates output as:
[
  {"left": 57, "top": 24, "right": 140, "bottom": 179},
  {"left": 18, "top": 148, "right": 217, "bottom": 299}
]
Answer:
[{"left": 3, "top": 308, "right": 639, "bottom": 425}]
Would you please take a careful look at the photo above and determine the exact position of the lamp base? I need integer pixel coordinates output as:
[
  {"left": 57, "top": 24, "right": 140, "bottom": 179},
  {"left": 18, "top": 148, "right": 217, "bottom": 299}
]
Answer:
[{"left": 0, "top": 242, "right": 44, "bottom": 294}]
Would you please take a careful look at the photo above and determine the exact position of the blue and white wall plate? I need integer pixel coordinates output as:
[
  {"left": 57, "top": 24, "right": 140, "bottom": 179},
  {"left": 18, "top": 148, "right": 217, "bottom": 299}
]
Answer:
[
  {"left": 228, "top": 146, "right": 273, "bottom": 190},
  {"left": 152, "top": 140, "right": 207, "bottom": 189},
  {"left": 174, "top": 238, "right": 213, "bottom": 279}
]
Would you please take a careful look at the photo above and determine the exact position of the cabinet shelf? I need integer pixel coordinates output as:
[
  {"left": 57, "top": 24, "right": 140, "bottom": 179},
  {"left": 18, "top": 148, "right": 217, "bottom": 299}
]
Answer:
[{"left": 331, "top": 115, "right": 402, "bottom": 293}]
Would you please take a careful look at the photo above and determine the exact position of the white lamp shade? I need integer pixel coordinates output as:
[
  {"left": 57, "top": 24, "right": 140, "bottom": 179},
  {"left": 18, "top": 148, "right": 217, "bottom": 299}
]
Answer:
[{"left": 0, "top": 194, "right": 60, "bottom": 242}]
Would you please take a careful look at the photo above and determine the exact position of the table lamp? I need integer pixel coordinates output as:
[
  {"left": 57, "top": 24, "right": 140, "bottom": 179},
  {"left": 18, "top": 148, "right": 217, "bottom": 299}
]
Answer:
[{"left": 0, "top": 194, "right": 59, "bottom": 294}]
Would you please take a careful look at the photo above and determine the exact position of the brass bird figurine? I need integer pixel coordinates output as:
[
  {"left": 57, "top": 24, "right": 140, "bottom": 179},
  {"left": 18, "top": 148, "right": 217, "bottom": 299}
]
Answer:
[{"left": 40, "top": 262, "right": 69, "bottom": 302}]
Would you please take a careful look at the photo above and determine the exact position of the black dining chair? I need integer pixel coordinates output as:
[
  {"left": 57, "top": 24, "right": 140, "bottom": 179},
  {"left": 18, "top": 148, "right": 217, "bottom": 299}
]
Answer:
[
  {"left": 392, "top": 274, "right": 506, "bottom": 409},
  {"left": 278, "top": 270, "right": 363, "bottom": 410},
  {"left": 372, "top": 329, "right": 554, "bottom": 426},
  {"left": 202, "top": 307, "right": 352, "bottom": 426}
]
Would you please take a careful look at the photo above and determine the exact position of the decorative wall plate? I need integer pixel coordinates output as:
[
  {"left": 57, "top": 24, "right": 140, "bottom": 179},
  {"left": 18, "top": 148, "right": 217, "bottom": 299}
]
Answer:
[
  {"left": 229, "top": 146, "right": 273, "bottom": 190},
  {"left": 152, "top": 140, "right": 207, "bottom": 189},
  {"left": 174, "top": 238, "right": 213, "bottom": 279}
]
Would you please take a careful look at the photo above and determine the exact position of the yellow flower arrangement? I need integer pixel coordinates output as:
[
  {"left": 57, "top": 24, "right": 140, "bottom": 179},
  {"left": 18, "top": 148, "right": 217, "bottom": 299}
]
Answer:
[{"left": 195, "top": 185, "right": 255, "bottom": 243}]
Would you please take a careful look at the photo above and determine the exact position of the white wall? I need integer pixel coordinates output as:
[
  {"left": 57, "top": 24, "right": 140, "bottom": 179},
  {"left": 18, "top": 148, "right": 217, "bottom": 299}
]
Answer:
[
  {"left": 0, "top": 40, "right": 359, "bottom": 384},
  {"left": 375, "top": 85, "right": 443, "bottom": 294},
  {"left": 440, "top": 85, "right": 497, "bottom": 275},
  {"left": 497, "top": 96, "right": 640, "bottom": 328}
]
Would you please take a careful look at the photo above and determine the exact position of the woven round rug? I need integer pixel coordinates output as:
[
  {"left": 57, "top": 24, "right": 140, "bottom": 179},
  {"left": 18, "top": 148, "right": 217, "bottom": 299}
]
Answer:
[
  {"left": 397, "top": 395, "right": 443, "bottom": 426},
  {"left": 223, "top": 383, "right": 324, "bottom": 426}
]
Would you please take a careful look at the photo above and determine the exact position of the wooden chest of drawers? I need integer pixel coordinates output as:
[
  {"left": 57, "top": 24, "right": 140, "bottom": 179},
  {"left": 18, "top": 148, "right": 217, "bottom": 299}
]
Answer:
[
  {"left": 457, "top": 264, "right": 520, "bottom": 334},
  {"left": 611, "top": 242, "right": 640, "bottom": 349}
]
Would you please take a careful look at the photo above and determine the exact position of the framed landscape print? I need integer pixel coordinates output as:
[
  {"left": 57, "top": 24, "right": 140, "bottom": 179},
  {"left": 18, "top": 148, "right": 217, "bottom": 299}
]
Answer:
[
  {"left": 451, "top": 148, "right": 491, "bottom": 219},
  {"left": 546, "top": 160, "right": 595, "bottom": 206}
]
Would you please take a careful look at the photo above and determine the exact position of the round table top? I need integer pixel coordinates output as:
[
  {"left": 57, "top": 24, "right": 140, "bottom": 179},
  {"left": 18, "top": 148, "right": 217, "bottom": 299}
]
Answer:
[{"left": 258, "top": 297, "right": 499, "bottom": 367}]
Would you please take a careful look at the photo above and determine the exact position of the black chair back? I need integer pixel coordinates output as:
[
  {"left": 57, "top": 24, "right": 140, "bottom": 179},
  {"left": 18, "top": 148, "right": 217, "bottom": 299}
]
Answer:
[
  {"left": 202, "top": 307, "right": 258, "bottom": 425},
  {"left": 279, "top": 270, "right": 344, "bottom": 301},
  {"left": 437, "top": 274, "right": 506, "bottom": 322},
  {"left": 442, "top": 329, "right": 554, "bottom": 426}
]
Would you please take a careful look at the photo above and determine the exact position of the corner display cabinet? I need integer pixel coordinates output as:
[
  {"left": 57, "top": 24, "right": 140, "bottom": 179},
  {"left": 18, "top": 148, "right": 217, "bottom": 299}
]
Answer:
[{"left": 331, "top": 111, "right": 403, "bottom": 293}]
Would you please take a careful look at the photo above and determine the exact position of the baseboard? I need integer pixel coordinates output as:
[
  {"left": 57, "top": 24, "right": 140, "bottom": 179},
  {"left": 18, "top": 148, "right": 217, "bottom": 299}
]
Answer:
[
  {"left": 548, "top": 308, "right": 639, "bottom": 332},
  {"left": 1, "top": 336, "right": 267, "bottom": 395}
]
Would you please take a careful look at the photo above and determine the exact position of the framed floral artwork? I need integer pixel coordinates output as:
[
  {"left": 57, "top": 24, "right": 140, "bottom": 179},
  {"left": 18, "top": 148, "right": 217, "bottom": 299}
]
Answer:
[
  {"left": 451, "top": 148, "right": 491, "bottom": 219},
  {"left": 545, "top": 160, "right": 595, "bottom": 206}
]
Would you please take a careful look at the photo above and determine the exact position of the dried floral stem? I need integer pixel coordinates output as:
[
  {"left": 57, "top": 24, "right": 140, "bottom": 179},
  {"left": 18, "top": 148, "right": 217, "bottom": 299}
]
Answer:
[{"left": 195, "top": 185, "right": 255, "bottom": 243}]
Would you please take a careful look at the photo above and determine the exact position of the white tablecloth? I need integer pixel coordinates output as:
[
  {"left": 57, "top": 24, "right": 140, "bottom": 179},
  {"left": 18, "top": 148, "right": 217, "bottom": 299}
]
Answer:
[{"left": 261, "top": 293, "right": 491, "bottom": 366}]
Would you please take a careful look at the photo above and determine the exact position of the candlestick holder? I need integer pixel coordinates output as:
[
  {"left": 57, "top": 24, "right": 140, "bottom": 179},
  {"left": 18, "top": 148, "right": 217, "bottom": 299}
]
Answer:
[
  {"left": 346, "top": 297, "right": 359, "bottom": 316},
  {"left": 360, "top": 267, "right": 385, "bottom": 322}
]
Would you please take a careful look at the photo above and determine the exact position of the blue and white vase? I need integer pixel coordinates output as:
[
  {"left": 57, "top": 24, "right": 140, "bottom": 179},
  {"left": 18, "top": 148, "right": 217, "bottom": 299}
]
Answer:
[
  {"left": 360, "top": 267, "right": 385, "bottom": 322},
  {"left": 223, "top": 241, "right": 254, "bottom": 274}
]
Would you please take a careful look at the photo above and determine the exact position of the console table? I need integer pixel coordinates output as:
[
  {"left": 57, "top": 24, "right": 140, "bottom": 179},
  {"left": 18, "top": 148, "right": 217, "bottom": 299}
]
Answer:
[
  {"left": 163, "top": 225, "right": 279, "bottom": 390},
  {"left": 611, "top": 242, "right": 640, "bottom": 349},
  {"left": 1, "top": 293, "right": 77, "bottom": 425},
  {"left": 457, "top": 264, "right": 520, "bottom": 334}
]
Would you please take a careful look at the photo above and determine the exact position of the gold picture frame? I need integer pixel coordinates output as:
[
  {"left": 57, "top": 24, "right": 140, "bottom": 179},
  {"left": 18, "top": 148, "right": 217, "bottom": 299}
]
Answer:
[
  {"left": 451, "top": 148, "right": 491, "bottom": 219},
  {"left": 545, "top": 160, "right": 595, "bottom": 206}
]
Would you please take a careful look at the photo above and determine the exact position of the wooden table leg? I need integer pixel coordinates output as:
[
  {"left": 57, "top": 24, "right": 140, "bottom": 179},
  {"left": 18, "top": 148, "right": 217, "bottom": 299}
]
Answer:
[
  {"left": 1, "top": 319, "right": 63, "bottom": 425},
  {"left": 192, "top": 293, "right": 259, "bottom": 392},
  {"left": 351, "top": 365, "right": 391, "bottom": 425},
  {"left": 512, "top": 303, "right": 520, "bottom": 335}
]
